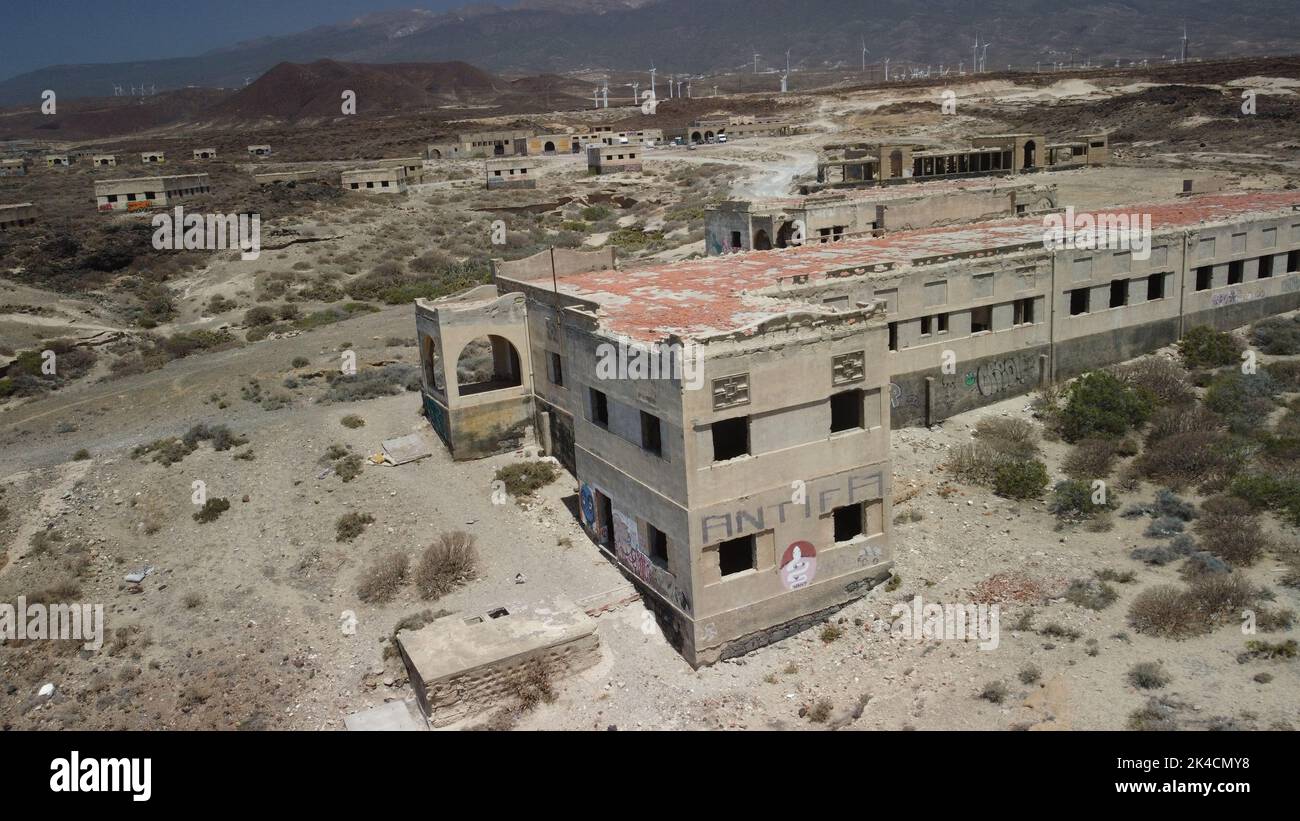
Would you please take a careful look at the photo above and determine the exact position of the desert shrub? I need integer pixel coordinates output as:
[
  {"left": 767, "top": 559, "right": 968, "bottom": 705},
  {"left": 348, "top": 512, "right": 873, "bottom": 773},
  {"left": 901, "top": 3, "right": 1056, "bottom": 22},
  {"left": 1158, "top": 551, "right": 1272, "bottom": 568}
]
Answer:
[
  {"left": 1145, "top": 404, "right": 1223, "bottom": 444},
  {"left": 1130, "top": 534, "right": 1196, "bottom": 565},
  {"left": 340, "top": 414, "right": 365, "bottom": 429},
  {"left": 1239, "top": 639, "right": 1298, "bottom": 661},
  {"left": 243, "top": 306, "right": 277, "bottom": 327},
  {"left": 1251, "top": 315, "right": 1300, "bottom": 355},
  {"left": 1127, "top": 697, "right": 1180, "bottom": 731},
  {"left": 820, "top": 624, "right": 843, "bottom": 643},
  {"left": 1178, "top": 325, "right": 1243, "bottom": 369},
  {"left": 992, "top": 459, "right": 1049, "bottom": 500},
  {"left": 335, "top": 512, "right": 374, "bottom": 542},
  {"left": 1096, "top": 568, "right": 1136, "bottom": 583},
  {"left": 1180, "top": 551, "right": 1232, "bottom": 580},
  {"left": 978, "top": 681, "right": 1009, "bottom": 704},
  {"left": 1144, "top": 516, "right": 1185, "bottom": 538},
  {"left": 1049, "top": 479, "right": 1114, "bottom": 520},
  {"left": 1266, "top": 360, "right": 1300, "bottom": 391},
  {"left": 495, "top": 461, "right": 560, "bottom": 498},
  {"left": 356, "top": 552, "right": 409, "bottom": 603},
  {"left": 806, "top": 698, "right": 833, "bottom": 723},
  {"left": 1040, "top": 623, "right": 1082, "bottom": 641},
  {"left": 972, "top": 417, "right": 1039, "bottom": 459},
  {"left": 132, "top": 436, "right": 195, "bottom": 467},
  {"left": 1134, "top": 430, "right": 1244, "bottom": 491},
  {"left": 1256, "top": 607, "right": 1296, "bottom": 632},
  {"left": 1018, "top": 664, "right": 1041, "bottom": 685},
  {"left": 415, "top": 531, "right": 478, "bottom": 600},
  {"left": 1062, "top": 438, "right": 1117, "bottom": 480},
  {"left": 193, "top": 498, "right": 230, "bottom": 523},
  {"left": 1230, "top": 473, "right": 1300, "bottom": 526},
  {"left": 945, "top": 442, "right": 1003, "bottom": 485},
  {"left": 1128, "top": 661, "right": 1171, "bottom": 690},
  {"left": 345, "top": 260, "right": 489, "bottom": 305},
  {"left": 1204, "top": 371, "right": 1281, "bottom": 433},
  {"left": 72, "top": 448, "right": 90, "bottom": 461},
  {"left": 1128, "top": 585, "right": 1201, "bottom": 638},
  {"left": 322, "top": 364, "right": 420, "bottom": 402},
  {"left": 1110, "top": 357, "right": 1195, "bottom": 407},
  {"left": 509, "top": 659, "right": 559, "bottom": 711},
  {"left": 1029, "top": 384, "right": 1063, "bottom": 430},
  {"left": 1065, "top": 577, "right": 1118, "bottom": 610},
  {"left": 291, "top": 356, "right": 310, "bottom": 368},
  {"left": 334, "top": 454, "right": 364, "bottom": 482},
  {"left": 1195, "top": 494, "right": 1266, "bottom": 566},
  {"left": 1059, "top": 371, "right": 1152, "bottom": 442}
]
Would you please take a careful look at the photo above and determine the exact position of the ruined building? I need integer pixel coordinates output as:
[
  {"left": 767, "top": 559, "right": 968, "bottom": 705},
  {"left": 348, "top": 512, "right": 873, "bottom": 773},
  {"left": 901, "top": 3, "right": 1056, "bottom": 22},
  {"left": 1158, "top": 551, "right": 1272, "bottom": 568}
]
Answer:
[
  {"left": 814, "top": 133, "right": 1107, "bottom": 189},
  {"left": 706, "top": 178, "right": 1058, "bottom": 255},
  {"left": 93, "top": 174, "right": 211, "bottom": 212},
  {"left": 411, "top": 190, "right": 1300, "bottom": 666}
]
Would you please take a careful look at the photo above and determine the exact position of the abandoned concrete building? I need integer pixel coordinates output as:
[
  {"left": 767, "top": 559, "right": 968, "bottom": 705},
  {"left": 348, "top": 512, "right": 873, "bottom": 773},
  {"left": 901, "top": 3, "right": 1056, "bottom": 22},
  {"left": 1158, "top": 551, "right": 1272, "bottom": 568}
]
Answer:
[
  {"left": 253, "top": 169, "right": 321, "bottom": 185},
  {"left": 587, "top": 144, "right": 643, "bottom": 174},
  {"left": 45, "top": 154, "right": 71, "bottom": 167},
  {"left": 411, "top": 189, "right": 1300, "bottom": 665},
  {"left": 1, "top": 158, "right": 28, "bottom": 176},
  {"left": 686, "top": 116, "right": 790, "bottom": 143},
  {"left": 814, "top": 133, "right": 1108, "bottom": 189},
  {"left": 340, "top": 166, "right": 408, "bottom": 194},
  {"left": 0, "top": 203, "right": 36, "bottom": 230},
  {"left": 427, "top": 129, "right": 534, "bottom": 159},
  {"left": 527, "top": 133, "right": 583, "bottom": 155},
  {"left": 705, "top": 178, "right": 1059, "bottom": 255},
  {"left": 91, "top": 154, "right": 117, "bottom": 167},
  {"left": 382, "top": 157, "right": 426, "bottom": 185},
  {"left": 576, "top": 128, "right": 664, "bottom": 147},
  {"left": 415, "top": 247, "right": 894, "bottom": 666},
  {"left": 93, "top": 173, "right": 211, "bottom": 212},
  {"left": 247, "top": 144, "right": 272, "bottom": 158},
  {"left": 193, "top": 148, "right": 217, "bottom": 160},
  {"left": 484, "top": 158, "right": 536, "bottom": 190},
  {"left": 140, "top": 151, "right": 165, "bottom": 164}
]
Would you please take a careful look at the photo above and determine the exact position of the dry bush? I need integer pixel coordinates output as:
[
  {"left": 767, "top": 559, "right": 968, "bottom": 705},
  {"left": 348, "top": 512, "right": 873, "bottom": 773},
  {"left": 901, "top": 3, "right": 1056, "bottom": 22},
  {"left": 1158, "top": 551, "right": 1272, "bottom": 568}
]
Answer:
[
  {"left": 356, "top": 552, "right": 409, "bottom": 603},
  {"left": 415, "top": 531, "right": 479, "bottom": 600},
  {"left": 945, "top": 442, "right": 1002, "bottom": 485},
  {"left": 1128, "top": 585, "right": 1201, "bottom": 638},
  {"left": 1062, "top": 438, "right": 1118, "bottom": 480},
  {"left": 335, "top": 512, "right": 374, "bottom": 542},
  {"left": 1111, "top": 357, "right": 1195, "bottom": 407},
  {"left": 1128, "top": 661, "right": 1171, "bottom": 690},
  {"left": 508, "top": 659, "right": 558, "bottom": 711},
  {"left": 972, "top": 417, "right": 1039, "bottom": 459},
  {"left": 495, "top": 461, "right": 560, "bottom": 498},
  {"left": 1195, "top": 495, "right": 1267, "bottom": 566},
  {"left": 1134, "top": 430, "right": 1242, "bottom": 491}
]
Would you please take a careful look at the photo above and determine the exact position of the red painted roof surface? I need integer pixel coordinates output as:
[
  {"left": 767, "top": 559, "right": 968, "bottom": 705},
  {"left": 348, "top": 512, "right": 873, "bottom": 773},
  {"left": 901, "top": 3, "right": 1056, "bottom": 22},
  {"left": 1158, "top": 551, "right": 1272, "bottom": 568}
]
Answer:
[{"left": 555, "top": 191, "right": 1300, "bottom": 342}]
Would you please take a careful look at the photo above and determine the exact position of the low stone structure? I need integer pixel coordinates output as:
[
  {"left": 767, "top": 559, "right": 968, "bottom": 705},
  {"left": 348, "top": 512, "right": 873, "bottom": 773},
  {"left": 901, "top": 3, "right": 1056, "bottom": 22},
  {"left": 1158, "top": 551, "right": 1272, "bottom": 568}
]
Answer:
[
  {"left": 484, "top": 157, "right": 536, "bottom": 189},
  {"left": 396, "top": 597, "right": 600, "bottom": 726},
  {"left": 45, "top": 154, "right": 71, "bottom": 167},
  {"left": 340, "top": 166, "right": 407, "bottom": 193},
  {"left": 427, "top": 128, "right": 533, "bottom": 159},
  {"left": 587, "top": 144, "right": 643, "bottom": 174},
  {"left": 0, "top": 158, "right": 26, "bottom": 176},
  {"left": 247, "top": 144, "right": 272, "bottom": 158},
  {"left": 193, "top": 148, "right": 217, "bottom": 160},
  {"left": 93, "top": 173, "right": 211, "bottom": 212},
  {"left": 90, "top": 154, "right": 117, "bottom": 167},
  {"left": 382, "top": 156, "right": 425, "bottom": 184},
  {"left": 140, "top": 151, "right": 165, "bottom": 164},
  {"left": 0, "top": 203, "right": 36, "bottom": 230}
]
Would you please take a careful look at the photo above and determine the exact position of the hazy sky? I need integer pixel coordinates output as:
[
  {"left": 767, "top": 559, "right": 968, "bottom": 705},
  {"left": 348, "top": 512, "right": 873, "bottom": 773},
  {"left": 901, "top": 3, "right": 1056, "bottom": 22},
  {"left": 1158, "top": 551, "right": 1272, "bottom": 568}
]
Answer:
[{"left": 0, "top": 0, "right": 468, "bottom": 81}]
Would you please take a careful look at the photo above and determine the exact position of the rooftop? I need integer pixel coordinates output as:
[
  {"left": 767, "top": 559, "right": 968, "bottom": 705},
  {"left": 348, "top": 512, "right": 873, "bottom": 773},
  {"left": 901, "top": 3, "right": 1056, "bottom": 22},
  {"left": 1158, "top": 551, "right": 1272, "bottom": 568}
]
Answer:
[
  {"left": 545, "top": 191, "right": 1300, "bottom": 343},
  {"left": 722, "top": 177, "right": 1045, "bottom": 211}
]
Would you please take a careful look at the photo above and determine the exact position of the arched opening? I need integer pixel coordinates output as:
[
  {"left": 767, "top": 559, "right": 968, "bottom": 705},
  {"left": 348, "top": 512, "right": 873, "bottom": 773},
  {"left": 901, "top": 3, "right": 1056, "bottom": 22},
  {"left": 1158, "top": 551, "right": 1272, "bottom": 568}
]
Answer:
[
  {"left": 422, "top": 335, "right": 445, "bottom": 393},
  {"left": 691, "top": 131, "right": 702, "bottom": 143},
  {"left": 544, "top": 141, "right": 556, "bottom": 154},
  {"left": 753, "top": 229, "right": 772, "bottom": 251},
  {"left": 704, "top": 131, "right": 714, "bottom": 142},
  {"left": 456, "top": 335, "right": 521, "bottom": 396},
  {"left": 428, "top": 149, "right": 442, "bottom": 159},
  {"left": 1022, "top": 140, "right": 1036, "bottom": 170},
  {"left": 776, "top": 220, "right": 798, "bottom": 248},
  {"left": 889, "top": 149, "right": 903, "bottom": 177}
]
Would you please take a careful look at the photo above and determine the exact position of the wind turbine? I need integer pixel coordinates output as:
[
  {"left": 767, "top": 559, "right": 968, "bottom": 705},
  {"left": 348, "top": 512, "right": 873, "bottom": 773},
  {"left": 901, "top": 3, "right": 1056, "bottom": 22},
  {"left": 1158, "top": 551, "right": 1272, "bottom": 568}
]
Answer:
[
  {"left": 753, "top": 51, "right": 761, "bottom": 74},
  {"left": 883, "top": 57, "right": 890, "bottom": 81},
  {"left": 980, "top": 42, "right": 991, "bottom": 73},
  {"left": 601, "top": 78, "right": 609, "bottom": 108},
  {"left": 649, "top": 63, "right": 657, "bottom": 100},
  {"left": 629, "top": 81, "right": 640, "bottom": 105},
  {"left": 1180, "top": 24, "right": 1189, "bottom": 63},
  {"left": 861, "top": 36, "right": 869, "bottom": 72}
]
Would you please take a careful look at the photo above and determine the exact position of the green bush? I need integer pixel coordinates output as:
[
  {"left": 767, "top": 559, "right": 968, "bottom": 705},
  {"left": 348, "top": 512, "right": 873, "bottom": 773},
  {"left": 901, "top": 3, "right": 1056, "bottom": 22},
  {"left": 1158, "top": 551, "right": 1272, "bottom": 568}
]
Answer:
[
  {"left": 193, "top": 498, "right": 230, "bottom": 523},
  {"left": 992, "top": 459, "right": 1049, "bottom": 500},
  {"left": 972, "top": 417, "right": 1039, "bottom": 459},
  {"left": 1049, "top": 479, "right": 1114, "bottom": 519},
  {"left": 1059, "top": 371, "right": 1153, "bottom": 442},
  {"left": 1251, "top": 315, "right": 1300, "bottom": 355},
  {"left": 495, "top": 461, "right": 560, "bottom": 498},
  {"left": 1231, "top": 473, "right": 1300, "bottom": 526},
  {"left": 1178, "top": 325, "right": 1243, "bottom": 369}
]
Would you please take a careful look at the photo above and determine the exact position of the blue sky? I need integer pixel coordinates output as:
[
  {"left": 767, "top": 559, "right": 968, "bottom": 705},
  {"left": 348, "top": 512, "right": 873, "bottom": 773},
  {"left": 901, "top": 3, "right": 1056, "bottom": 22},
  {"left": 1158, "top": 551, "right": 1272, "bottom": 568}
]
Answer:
[{"left": 0, "top": 0, "right": 467, "bottom": 81}]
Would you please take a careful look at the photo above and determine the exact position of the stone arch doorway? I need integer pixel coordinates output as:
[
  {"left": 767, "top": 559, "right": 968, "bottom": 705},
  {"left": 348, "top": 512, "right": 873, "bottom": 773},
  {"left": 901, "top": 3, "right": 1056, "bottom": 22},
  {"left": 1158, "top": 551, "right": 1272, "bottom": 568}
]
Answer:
[
  {"left": 456, "top": 335, "right": 521, "bottom": 396},
  {"left": 544, "top": 141, "right": 556, "bottom": 154},
  {"left": 753, "top": 229, "right": 772, "bottom": 251},
  {"left": 691, "top": 131, "right": 702, "bottom": 143},
  {"left": 1022, "top": 140, "right": 1036, "bottom": 170}
]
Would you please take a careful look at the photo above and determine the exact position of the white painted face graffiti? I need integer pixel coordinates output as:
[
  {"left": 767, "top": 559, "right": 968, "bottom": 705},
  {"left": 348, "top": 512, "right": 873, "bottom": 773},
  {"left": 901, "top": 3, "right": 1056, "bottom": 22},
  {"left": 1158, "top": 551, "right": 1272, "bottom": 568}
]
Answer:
[{"left": 779, "top": 541, "right": 817, "bottom": 591}]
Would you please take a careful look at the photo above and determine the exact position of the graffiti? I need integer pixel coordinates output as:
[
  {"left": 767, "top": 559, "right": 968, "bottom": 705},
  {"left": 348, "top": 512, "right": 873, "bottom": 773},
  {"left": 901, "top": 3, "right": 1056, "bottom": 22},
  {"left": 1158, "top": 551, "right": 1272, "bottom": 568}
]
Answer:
[
  {"left": 1211, "top": 289, "right": 1255, "bottom": 307},
  {"left": 700, "top": 470, "right": 884, "bottom": 543},
  {"left": 701, "top": 623, "right": 717, "bottom": 642},
  {"left": 779, "top": 541, "right": 817, "bottom": 590},
  {"left": 612, "top": 506, "right": 691, "bottom": 614},
  {"left": 975, "top": 356, "right": 1033, "bottom": 397},
  {"left": 857, "top": 542, "right": 884, "bottom": 566},
  {"left": 422, "top": 395, "right": 450, "bottom": 445},
  {"left": 889, "top": 381, "right": 918, "bottom": 409},
  {"left": 579, "top": 484, "right": 596, "bottom": 526}
]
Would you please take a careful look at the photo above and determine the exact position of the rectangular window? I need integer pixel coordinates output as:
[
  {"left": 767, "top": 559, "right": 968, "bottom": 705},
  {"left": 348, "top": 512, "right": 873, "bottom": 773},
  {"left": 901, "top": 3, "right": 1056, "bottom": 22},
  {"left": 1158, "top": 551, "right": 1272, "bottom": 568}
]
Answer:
[
  {"left": 1258, "top": 255, "right": 1274, "bottom": 279},
  {"left": 1013, "top": 298, "right": 1035, "bottom": 325},
  {"left": 1109, "top": 279, "right": 1129, "bottom": 309},
  {"left": 647, "top": 524, "right": 669, "bottom": 565},
  {"left": 1196, "top": 265, "right": 1213, "bottom": 291},
  {"left": 590, "top": 388, "right": 609, "bottom": 427},
  {"left": 548, "top": 352, "right": 563, "bottom": 386},
  {"left": 1069, "top": 288, "right": 1089, "bottom": 316},
  {"left": 971, "top": 305, "right": 992, "bottom": 333},
  {"left": 937, "top": 312, "right": 949, "bottom": 333},
  {"left": 830, "top": 389, "right": 864, "bottom": 433},
  {"left": 1288, "top": 250, "right": 1299, "bottom": 273},
  {"left": 1147, "top": 272, "right": 1166, "bottom": 300},
  {"left": 1228, "top": 260, "right": 1244, "bottom": 285},
  {"left": 711, "top": 416, "right": 750, "bottom": 461},
  {"left": 832, "top": 503, "right": 865, "bottom": 542},
  {"left": 888, "top": 322, "right": 898, "bottom": 351},
  {"left": 640, "top": 411, "right": 662, "bottom": 456},
  {"left": 919, "top": 316, "right": 932, "bottom": 336},
  {"left": 718, "top": 536, "right": 755, "bottom": 576}
]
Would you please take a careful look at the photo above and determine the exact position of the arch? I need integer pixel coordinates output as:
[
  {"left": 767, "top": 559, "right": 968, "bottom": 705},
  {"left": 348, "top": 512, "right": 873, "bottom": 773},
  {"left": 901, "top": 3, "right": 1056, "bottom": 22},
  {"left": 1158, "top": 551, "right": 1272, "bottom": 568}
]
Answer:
[
  {"left": 1022, "top": 140, "right": 1036, "bottom": 170},
  {"left": 753, "top": 229, "right": 772, "bottom": 251},
  {"left": 456, "top": 334, "right": 521, "bottom": 396},
  {"left": 691, "top": 131, "right": 702, "bottom": 143},
  {"left": 544, "top": 141, "right": 556, "bottom": 154},
  {"left": 704, "top": 130, "right": 714, "bottom": 142},
  {"left": 428, "top": 148, "right": 442, "bottom": 159},
  {"left": 775, "top": 220, "right": 798, "bottom": 248},
  {"left": 422, "top": 335, "right": 445, "bottom": 393}
]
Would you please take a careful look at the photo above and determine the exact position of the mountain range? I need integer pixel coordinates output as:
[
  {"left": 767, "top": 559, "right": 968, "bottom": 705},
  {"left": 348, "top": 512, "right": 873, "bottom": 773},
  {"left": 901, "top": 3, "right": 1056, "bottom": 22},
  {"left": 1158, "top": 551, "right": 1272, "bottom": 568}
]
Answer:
[{"left": 2, "top": 0, "right": 1298, "bottom": 106}]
